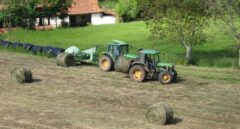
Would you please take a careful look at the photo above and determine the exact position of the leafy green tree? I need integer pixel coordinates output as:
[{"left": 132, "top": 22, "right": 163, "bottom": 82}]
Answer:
[
  {"left": 207, "top": 0, "right": 240, "bottom": 67},
  {"left": 139, "top": 0, "right": 210, "bottom": 65},
  {"left": 116, "top": 0, "right": 139, "bottom": 22},
  {"left": 0, "top": 0, "right": 73, "bottom": 29},
  {"left": 0, "top": 0, "right": 39, "bottom": 29}
]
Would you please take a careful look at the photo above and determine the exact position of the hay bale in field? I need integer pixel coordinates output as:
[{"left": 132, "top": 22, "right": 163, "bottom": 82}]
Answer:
[
  {"left": 11, "top": 67, "right": 32, "bottom": 83},
  {"left": 12, "top": 42, "right": 23, "bottom": 48},
  {"left": 43, "top": 46, "right": 54, "bottom": 54},
  {"left": 22, "top": 43, "right": 34, "bottom": 50},
  {"left": 56, "top": 53, "right": 75, "bottom": 67},
  {"left": 31, "top": 46, "right": 43, "bottom": 54},
  {"left": 146, "top": 102, "right": 173, "bottom": 125},
  {"left": 115, "top": 57, "right": 132, "bottom": 73},
  {"left": 51, "top": 48, "right": 65, "bottom": 57}
]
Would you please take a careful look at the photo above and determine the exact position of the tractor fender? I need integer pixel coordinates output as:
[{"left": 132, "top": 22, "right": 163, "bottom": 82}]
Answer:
[
  {"left": 100, "top": 53, "right": 115, "bottom": 65},
  {"left": 130, "top": 62, "right": 148, "bottom": 72},
  {"left": 101, "top": 52, "right": 114, "bottom": 61},
  {"left": 101, "top": 52, "right": 113, "bottom": 60}
]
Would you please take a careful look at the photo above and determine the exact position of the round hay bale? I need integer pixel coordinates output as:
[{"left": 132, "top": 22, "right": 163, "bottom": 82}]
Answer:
[
  {"left": 51, "top": 48, "right": 65, "bottom": 57},
  {"left": 56, "top": 53, "right": 75, "bottom": 67},
  {"left": 115, "top": 57, "right": 132, "bottom": 73},
  {"left": 146, "top": 102, "right": 173, "bottom": 125},
  {"left": 11, "top": 67, "right": 32, "bottom": 83}
]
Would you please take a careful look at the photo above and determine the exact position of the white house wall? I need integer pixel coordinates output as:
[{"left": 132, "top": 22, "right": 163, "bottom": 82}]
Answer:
[
  {"left": 50, "top": 17, "right": 69, "bottom": 27},
  {"left": 35, "top": 13, "right": 116, "bottom": 28},
  {"left": 91, "top": 13, "right": 116, "bottom": 25}
]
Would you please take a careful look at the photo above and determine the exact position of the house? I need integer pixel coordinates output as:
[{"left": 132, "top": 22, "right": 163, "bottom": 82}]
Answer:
[{"left": 35, "top": 0, "right": 116, "bottom": 28}]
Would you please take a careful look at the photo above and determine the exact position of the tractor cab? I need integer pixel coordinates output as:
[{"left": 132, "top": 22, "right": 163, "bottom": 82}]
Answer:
[
  {"left": 138, "top": 49, "right": 160, "bottom": 70},
  {"left": 107, "top": 40, "right": 129, "bottom": 61}
]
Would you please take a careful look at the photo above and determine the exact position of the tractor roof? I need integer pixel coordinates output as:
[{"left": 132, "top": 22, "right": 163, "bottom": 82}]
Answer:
[
  {"left": 109, "top": 40, "right": 128, "bottom": 46},
  {"left": 139, "top": 49, "right": 160, "bottom": 55}
]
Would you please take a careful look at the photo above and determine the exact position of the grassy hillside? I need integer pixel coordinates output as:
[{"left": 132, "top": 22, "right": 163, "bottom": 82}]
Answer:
[{"left": 1, "top": 22, "right": 238, "bottom": 67}]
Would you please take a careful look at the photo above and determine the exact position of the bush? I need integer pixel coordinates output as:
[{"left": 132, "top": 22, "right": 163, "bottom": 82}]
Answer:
[{"left": 116, "top": 0, "right": 139, "bottom": 22}]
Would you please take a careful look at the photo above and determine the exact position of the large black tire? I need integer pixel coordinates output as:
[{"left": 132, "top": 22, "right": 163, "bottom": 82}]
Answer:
[
  {"left": 115, "top": 57, "right": 132, "bottom": 73},
  {"left": 171, "top": 69, "right": 178, "bottom": 82},
  {"left": 146, "top": 102, "right": 173, "bottom": 125},
  {"left": 56, "top": 53, "right": 75, "bottom": 67},
  {"left": 99, "top": 55, "right": 114, "bottom": 71},
  {"left": 159, "top": 71, "right": 173, "bottom": 84},
  {"left": 129, "top": 65, "right": 146, "bottom": 82}
]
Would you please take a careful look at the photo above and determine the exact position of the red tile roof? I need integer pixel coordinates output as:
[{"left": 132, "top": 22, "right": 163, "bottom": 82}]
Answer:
[{"left": 68, "top": 0, "right": 102, "bottom": 15}]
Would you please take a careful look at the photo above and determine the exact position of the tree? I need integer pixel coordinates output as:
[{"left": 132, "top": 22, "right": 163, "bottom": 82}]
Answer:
[
  {"left": 207, "top": 0, "right": 240, "bottom": 67},
  {"left": 139, "top": 0, "right": 210, "bottom": 65},
  {"left": 116, "top": 0, "right": 140, "bottom": 22},
  {"left": 0, "top": 0, "right": 39, "bottom": 29},
  {"left": 0, "top": 0, "right": 73, "bottom": 29}
]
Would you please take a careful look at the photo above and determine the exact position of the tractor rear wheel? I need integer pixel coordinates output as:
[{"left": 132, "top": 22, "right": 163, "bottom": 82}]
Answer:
[
  {"left": 129, "top": 65, "right": 146, "bottom": 82},
  {"left": 115, "top": 57, "right": 132, "bottom": 73},
  {"left": 159, "top": 71, "right": 173, "bottom": 84},
  {"left": 99, "top": 55, "right": 113, "bottom": 71}
]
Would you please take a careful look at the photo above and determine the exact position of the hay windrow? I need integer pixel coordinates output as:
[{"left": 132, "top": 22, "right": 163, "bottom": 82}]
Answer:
[
  {"left": 11, "top": 67, "right": 32, "bottom": 83},
  {"left": 56, "top": 53, "right": 75, "bottom": 67},
  {"left": 146, "top": 102, "right": 173, "bottom": 125},
  {"left": 115, "top": 57, "right": 132, "bottom": 73}
]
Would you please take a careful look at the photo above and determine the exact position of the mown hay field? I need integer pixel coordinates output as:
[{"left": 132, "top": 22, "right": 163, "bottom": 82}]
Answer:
[{"left": 0, "top": 51, "right": 239, "bottom": 129}]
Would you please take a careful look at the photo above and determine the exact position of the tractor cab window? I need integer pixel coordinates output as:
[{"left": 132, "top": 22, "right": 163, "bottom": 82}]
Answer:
[
  {"left": 109, "top": 45, "right": 120, "bottom": 59},
  {"left": 155, "top": 55, "right": 160, "bottom": 63},
  {"left": 146, "top": 54, "right": 154, "bottom": 63},
  {"left": 120, "top": 45, "right": 128, "bottom": 55},
  {"left": 114, "top": 46, "right": 120, "bottom": 56},
  {"left": 139, "top": 53, "right": 146, "bottom": 63},
  {"left": 146, "top": 54, "right": 155, "bottom": 69}
]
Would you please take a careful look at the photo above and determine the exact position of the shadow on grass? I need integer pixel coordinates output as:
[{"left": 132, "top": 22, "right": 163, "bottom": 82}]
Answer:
[
  {"left": 168, "top": 117, "right": 183, "bottom": 125},
  {"left": 32, "top": 79, "right": 42, "bottom": 83}
]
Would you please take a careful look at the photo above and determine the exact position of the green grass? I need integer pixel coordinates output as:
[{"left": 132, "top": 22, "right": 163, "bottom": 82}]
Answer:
[{"left": 1, "top": 21, "right": 238, "bottom": 67}]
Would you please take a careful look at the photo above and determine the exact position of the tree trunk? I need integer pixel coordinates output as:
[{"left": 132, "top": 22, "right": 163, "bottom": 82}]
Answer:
[{"left": 185, "top": 46, "right": 192, "bottom": 65}]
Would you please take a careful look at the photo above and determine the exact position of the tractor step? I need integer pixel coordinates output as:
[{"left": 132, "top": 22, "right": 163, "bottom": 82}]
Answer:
[{"left": 147, "top": 72, "right": 154, "bottom": 79}]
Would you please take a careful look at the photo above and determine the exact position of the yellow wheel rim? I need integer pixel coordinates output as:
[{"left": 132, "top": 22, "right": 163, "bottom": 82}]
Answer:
[
  {"left": 163, "top": 75, "right": 170, "bottom": 81},
  {"left": 101, "top": 59, "right": 109, "bottom": 69},
  {"left": 133, "top": 70, "right": 143, "bottom": 81}
]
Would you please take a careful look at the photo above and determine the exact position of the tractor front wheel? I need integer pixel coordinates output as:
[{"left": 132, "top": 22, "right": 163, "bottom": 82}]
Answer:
[
  {"left": 159, "top": 71, "right": 173, "bottom": 84},
  {"left": 129, "top": 65, "right": 146, "bottom": 82},
  {"left": 99, "top": 55, "right": 113, "bottom": 71}
]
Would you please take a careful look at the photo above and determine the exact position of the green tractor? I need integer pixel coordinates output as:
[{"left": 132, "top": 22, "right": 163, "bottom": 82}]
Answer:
[
  {"left": 98, "top": 40, "right": 177, "bottom": 84},
  {"left": 98, "top": 40, "right": 132, "bottom": 71},
  {"left": 128, "top": 49, "right": 177, "bottom": 84}
]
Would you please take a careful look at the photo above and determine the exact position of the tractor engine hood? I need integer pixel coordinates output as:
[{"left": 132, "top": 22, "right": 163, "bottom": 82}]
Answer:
[
  {"left": 157, "top": 62, "right": 175, "bottom": 68},
  {"left": 124, "top": 54, "right": 138, "bottom": 59}
]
